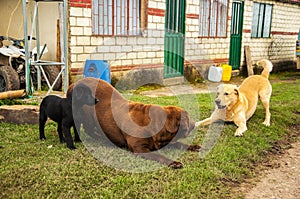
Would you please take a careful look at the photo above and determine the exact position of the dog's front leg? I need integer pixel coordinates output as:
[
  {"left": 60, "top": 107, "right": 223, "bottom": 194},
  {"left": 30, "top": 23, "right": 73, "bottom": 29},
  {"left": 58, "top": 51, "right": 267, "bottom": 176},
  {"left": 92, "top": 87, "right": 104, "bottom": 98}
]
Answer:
[
  {"left": 195, "top": 117, "right": 212, "bottom": 127},
  {"left": 63, "top": 127, "right": 76, "bottom": 149},
  {"left": 62, "top": 120, "right": 76, "bottom": 149},
  {"left": 137, "top": 151, "right": 183, "bottom": 168},
  {"left": 168, "top": 142, "right": 201, "bottom": 151},
  {"left": 134, "top": 150, "right": 183, "bottom": 169},
  {"left": 127, "top": 140, "right": 183, "bottom": 169},
  {"left": 73, "top": 125, "right": 81, "bottom": 142},
  {"left": 196, "top": 110, "right": 222, "bottom": 127},
  {"left": 233, "top": 117, "right": 247, "bottom": 137}
]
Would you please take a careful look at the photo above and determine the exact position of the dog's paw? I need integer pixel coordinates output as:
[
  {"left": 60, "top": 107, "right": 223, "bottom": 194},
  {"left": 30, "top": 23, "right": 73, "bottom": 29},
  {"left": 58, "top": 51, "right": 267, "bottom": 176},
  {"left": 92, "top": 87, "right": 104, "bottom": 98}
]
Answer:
[
  {"left": 188, "top": 144, "right": 201, "bottom": 152},
  {"left": 67, "top": 145, "right": 77, "bottom": 150},
  {"left": 262, "top": 121, "right": 270, "bottom": 126},
  {"left": 74, "top": 138, "right": 82, "bottom": 142},
  {"left": 234, "top": 132, "right": 243, "bottom": 137},
  {"left": 168, "top": 161, "right": 183, "bottom": 169}
]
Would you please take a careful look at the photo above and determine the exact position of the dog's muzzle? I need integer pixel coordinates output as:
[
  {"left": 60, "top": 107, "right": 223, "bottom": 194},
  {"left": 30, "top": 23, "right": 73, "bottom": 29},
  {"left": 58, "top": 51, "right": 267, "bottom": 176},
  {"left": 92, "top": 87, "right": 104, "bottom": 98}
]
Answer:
[{"left": 215, "top": 99, "right": 226, "bottom": 109}]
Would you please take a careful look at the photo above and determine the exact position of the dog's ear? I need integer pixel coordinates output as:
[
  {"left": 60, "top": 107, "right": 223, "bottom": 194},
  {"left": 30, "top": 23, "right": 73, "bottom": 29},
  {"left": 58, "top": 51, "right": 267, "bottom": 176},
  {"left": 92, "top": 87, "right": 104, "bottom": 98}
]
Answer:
[
  {"left": 73, "top": 84, "right": 87, "bottom": 100},
  {"left": 73, "top": 83, "right": 98, "bottom": 106},
  {"left": 66, "top": 83, "right": 75, "bottom": 98},
  {"left": 165, "top": 108, "right": 181, "bottom": 133},
  {"left": 234, "top": 88, "right": 239, "bottom": 96}
]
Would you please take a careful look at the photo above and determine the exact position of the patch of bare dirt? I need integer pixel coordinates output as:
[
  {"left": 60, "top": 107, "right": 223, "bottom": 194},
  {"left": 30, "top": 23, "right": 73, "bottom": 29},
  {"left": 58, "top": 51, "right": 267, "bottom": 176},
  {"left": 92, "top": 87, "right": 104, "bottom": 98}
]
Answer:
[{"left": 237, "top": 123, "right": 300, "bottom": 199}]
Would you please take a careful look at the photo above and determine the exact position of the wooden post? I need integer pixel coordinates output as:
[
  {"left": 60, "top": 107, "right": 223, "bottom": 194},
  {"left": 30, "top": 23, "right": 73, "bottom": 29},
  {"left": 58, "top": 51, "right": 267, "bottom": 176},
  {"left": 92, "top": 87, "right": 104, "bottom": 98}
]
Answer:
[
  {"left": 56, "top": 19, "right": 61, "bottom": 63},
  {"left": 297, "top": 30, "right": 300, "bottom": 69},
  {"left": 244, "top": 45, "right": 254, "bottom": 76}
]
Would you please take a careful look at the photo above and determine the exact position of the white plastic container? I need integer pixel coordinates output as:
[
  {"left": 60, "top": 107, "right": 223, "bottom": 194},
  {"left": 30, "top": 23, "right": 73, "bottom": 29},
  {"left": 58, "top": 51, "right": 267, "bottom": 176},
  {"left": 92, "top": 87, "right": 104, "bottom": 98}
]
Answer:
[{"left": 208, "top": 66, "right": 223, "bottom": 82}]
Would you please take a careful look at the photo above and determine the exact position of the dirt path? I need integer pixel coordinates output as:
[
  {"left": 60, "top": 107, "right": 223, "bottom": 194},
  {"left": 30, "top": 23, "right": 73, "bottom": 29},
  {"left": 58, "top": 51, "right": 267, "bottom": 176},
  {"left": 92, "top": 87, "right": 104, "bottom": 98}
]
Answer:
[{"left": 240, "top": 138, "right": 300, "bottom": 199}]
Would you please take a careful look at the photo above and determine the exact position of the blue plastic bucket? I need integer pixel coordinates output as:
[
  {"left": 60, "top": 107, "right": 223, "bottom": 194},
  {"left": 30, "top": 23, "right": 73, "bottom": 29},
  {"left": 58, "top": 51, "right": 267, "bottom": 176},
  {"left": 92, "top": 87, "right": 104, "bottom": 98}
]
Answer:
[{"left": 84, "top": 60, "right": 111, "bottom": 83}]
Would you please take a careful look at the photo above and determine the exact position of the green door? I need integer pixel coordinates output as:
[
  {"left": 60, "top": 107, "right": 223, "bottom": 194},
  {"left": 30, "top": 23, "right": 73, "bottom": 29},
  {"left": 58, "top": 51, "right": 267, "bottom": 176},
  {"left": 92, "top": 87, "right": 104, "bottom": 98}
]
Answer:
[
  {"left": 164, "top": 0, "right": 186, "bottom": 78},
  {"left": 229, "top": 1, "right": 244, "bottom": 70}
]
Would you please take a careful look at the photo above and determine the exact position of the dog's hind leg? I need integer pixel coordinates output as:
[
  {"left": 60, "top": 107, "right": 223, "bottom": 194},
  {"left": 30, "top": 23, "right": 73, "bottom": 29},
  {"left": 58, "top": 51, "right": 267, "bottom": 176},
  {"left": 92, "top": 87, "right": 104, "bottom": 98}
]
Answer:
[
  {"left": 260, "top": 98, "right": 271, "bottom": 126},
  {"left": 39, "top": 109, "right": 47, "bottom": 140},
  {"left": 259, "top": 88, "right": 271, "bottom": 126}
]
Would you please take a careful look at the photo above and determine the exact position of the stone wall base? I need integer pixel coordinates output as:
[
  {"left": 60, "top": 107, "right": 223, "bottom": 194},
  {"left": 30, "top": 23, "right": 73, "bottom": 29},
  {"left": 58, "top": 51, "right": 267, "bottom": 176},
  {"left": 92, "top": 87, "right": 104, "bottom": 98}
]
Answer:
[{"left": 0, "top": 105, "right": 39, "bottom": 124}]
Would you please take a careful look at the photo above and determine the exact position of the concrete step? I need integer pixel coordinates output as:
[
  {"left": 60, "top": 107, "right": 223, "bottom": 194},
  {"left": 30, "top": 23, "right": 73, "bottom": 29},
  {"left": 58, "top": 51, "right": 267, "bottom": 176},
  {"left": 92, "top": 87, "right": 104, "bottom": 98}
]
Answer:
[{"left": 163, "top": 76, "right": 184, "bottom": 86}]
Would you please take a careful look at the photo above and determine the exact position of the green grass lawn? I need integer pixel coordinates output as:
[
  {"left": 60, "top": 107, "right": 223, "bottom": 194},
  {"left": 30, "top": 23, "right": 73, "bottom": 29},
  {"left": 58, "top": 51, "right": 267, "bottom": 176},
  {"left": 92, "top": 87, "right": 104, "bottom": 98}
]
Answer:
[{"left": 1, "top": 73, "right": 299, "bottom": 198}]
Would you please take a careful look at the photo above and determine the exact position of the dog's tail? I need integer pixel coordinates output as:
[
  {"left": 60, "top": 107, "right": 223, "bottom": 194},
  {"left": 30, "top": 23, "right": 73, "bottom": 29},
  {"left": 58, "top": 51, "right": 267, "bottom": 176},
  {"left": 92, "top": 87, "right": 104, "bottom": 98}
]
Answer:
[{"left": 257, "top": 59, "right": 273, "bottom": 79}]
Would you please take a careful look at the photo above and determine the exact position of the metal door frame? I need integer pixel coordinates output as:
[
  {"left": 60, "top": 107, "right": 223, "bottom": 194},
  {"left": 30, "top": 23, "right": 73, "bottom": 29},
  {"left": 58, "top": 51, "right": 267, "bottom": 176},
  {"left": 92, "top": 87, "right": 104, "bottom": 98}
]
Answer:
[
  {"left": 229, "top": 0, "right": 244, "bottom": 70},
  {"left": 164, "top": 0, "right": 186, "bottom": 78}
]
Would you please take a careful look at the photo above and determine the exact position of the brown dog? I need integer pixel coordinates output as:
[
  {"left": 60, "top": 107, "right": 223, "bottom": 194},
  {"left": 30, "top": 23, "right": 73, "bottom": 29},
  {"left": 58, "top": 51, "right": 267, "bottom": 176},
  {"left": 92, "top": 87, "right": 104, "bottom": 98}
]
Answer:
[
  {"left": 68, "top": 78, "right": 200, "bottom": 169},
  {"left": 196, "top": 59, "right": 273, "bottom": 136}
]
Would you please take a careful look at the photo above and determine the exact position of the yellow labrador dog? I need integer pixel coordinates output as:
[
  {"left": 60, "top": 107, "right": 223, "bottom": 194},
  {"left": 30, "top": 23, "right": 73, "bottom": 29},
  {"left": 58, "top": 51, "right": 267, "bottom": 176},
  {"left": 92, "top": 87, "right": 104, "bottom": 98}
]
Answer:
[{"left": 196, "top": 59, "right": 273, "bottom": 136}]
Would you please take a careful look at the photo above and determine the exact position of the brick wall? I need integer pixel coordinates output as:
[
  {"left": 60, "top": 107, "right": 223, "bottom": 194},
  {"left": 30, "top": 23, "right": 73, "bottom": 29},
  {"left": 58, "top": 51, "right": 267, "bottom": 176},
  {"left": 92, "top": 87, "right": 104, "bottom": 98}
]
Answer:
[
  {"left": 70, "top": 0, "right": 167, "bottom": 76},
  {"left": 70, "top": 0, "right": 91, "bottom": 8},
  {"left": 69, "top": 0, "right": 300, "bottom": 79},
  {"left": 242, "top": 0, "right": 300, "bottom": 65},
  {"left": 185, "top": 0, "right": 230, "bottom": 64},
  {"left": 69, "top": 0, "right": 230, "bottom": 77}
]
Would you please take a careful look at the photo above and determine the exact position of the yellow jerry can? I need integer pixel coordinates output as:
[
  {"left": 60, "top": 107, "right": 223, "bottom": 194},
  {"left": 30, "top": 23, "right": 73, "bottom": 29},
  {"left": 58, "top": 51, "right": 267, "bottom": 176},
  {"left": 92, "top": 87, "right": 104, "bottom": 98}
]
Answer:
[{"left": 221, "top": 64, "right": 232, "bottom": 81}]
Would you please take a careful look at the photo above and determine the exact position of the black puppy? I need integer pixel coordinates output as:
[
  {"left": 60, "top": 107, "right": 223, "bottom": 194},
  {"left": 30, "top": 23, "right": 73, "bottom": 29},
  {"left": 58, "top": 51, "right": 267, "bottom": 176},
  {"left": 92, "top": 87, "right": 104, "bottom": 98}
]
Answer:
[{"left": 39, "top": 84, "right": 98, "bottom": 149}]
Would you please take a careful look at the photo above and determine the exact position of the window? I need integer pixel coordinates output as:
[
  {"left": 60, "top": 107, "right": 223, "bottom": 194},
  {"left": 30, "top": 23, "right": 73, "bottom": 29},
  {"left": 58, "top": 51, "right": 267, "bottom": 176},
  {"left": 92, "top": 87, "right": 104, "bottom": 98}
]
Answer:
[
  {"left": 92, "top": 0, "right": 144, "bottom": 36},
  {"left": 199, "top": 0, "right": 228, "bottom": 37},
  {"left": 251, "top": 2, "right": 273, "bottom": 38}
]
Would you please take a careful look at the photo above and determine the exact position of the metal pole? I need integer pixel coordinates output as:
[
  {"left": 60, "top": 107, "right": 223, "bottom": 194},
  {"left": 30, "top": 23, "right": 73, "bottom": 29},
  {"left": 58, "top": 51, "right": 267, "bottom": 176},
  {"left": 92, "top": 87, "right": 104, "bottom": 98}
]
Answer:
[
  {"left": 29, "top": 2, "right": 37, "bottom": 52},
  {"left": 22, "top": 0, "right": 30, "bottom": 94},
  {"left": 35, "top": 2, "right": 40, "bottom": 61},
  {"left": 63, "top": 0, "right": 69, "bottom": 92},
  {"left": 35, "top": 2, "right": 42, "bottom": 90}
]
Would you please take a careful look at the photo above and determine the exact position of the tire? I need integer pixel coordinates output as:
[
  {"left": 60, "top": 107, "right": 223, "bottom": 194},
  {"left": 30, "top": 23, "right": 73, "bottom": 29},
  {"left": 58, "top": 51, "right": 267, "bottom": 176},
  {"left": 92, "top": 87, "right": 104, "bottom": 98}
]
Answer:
[
  {"left": 42, "top": 66, "right": 62, "bottom": 91},
  {"left": 0, "top": 65, "right": 20, "bottom": 92}
]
